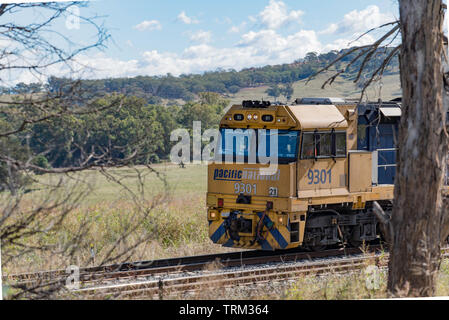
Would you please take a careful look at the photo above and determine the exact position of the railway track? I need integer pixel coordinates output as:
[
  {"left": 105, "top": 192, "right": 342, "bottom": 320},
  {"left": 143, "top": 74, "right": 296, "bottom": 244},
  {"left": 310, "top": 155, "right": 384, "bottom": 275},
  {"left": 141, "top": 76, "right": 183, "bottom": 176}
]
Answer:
[
  {"left": 5, "top": 248, "right": 304, "bottom": 284},
  {"left": 78, "top": 246, "right": 449, "bottom": 299},
  {"left": 4, "top": 244, "right": 389, "bottom": 297},
  {"left": 7, "top": 245, "right": 449, "bottom": 299},
  {"left": 77, "top": 253, "right": 385, "bottom": 299},
  {"left": 8, "top": 246, "right": 383, "bottom": 284}
]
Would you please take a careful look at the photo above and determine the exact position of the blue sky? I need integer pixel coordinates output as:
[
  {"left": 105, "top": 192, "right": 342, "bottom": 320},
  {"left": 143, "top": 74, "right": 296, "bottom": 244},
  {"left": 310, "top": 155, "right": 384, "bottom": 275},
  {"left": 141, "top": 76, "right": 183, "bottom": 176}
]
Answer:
[
  {"left": 87, "top": 0, "right": 398, "bottom": 59},
  {"left": 10, "top": 0, "right": 400, "bottom": 83}
]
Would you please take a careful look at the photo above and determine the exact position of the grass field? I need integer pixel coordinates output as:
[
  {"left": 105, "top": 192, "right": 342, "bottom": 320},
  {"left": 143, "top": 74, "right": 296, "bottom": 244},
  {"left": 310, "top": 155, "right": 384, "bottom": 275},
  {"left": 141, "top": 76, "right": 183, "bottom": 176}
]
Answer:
[
  {"left": 56, "top": 163, "right": 208, "bottom": 205},
  {"left": 2, "top": 163, "right": 243, "bottom": 276}
]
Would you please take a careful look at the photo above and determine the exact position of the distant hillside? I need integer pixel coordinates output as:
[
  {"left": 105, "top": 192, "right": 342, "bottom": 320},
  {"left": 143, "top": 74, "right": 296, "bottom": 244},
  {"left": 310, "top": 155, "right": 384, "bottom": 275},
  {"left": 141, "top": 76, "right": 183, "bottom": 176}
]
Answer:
[
  {"left": 227, "top": 70, "right": 401, "bottom": 105},
  {"left": 3, "top": 47, "right": 401, "bottom": 104}
]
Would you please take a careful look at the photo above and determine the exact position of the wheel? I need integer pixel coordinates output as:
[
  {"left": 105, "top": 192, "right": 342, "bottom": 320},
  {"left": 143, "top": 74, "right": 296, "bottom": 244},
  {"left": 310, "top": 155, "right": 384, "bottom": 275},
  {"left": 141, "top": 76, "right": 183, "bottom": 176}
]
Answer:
[
  {"left": 349, "top": 226, "right": 363, "bottom": 248},
  {"left": 348, "top": 239, "right": 363, "bottom": 248}
]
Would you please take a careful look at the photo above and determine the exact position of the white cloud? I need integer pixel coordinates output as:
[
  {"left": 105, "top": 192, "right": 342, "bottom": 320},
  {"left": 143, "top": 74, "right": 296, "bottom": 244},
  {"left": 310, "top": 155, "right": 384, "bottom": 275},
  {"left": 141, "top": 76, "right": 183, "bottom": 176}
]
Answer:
[
  {"left": 228, "top": 22, "right": 247, "bottom": 34},
  {"left": 133, "top": 20, "right": 162, "bottom": 32},
  {"left": 258, "top": 0, "right": 304, "bottom": 30},
  {"left": 139, "top": 30, "right": 320, "bottom": 75},
  {"left": 238, "top": 29, "right": 321, "bottom": 62},
  {"left": 319, "top": 23, "right": 338, "bottom": 35},
  {"left": 323, "top": 34, "right": 376, "bottom": 52},
  {"left": 177, "top": 11, "right": 199, "bottom": 25},
  {"left": 228, "top": 26, "right": 240, "bottom": 34},
  {"left": 190, "top": 30, "right": 212, "bottom": 43},
  {"left": 320, "top": 5, "right": 394, "bottom": 35},
  {"left": 249, "top": 15, "right": 257, "bottom": 23},
  {"left": 59, "top": 29, "right": 322, "bottom": 79}
]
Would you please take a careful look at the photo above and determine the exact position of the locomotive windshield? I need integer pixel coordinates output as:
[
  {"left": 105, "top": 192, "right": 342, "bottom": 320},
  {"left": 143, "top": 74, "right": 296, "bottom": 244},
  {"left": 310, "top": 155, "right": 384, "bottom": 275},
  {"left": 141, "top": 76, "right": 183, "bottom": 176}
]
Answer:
[{"left": 217, "top": 128, "right": 299, "bottom": 163}]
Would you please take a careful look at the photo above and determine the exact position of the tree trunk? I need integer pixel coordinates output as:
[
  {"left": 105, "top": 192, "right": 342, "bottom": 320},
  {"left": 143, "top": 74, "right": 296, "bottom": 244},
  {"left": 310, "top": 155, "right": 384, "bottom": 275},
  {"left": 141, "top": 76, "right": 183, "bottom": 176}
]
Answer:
[{"left": 389, "top": 0, "right": 447, "bottom": 297}]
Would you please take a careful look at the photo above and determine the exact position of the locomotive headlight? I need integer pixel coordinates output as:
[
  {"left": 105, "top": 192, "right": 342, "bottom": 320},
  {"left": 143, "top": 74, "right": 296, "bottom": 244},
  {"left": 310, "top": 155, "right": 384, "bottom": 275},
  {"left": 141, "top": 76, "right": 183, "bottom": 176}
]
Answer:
[
  {"left": 253, "top": 114, "right": 258, "bottom": 120},
  {"left": 209, "top": 210, "right": 219, "bottom": 221},
  {"left": 247, "top": 114, "right": 252, "bottom": 120},
  {"left": 278, "top": 215, "right": 286, "bottom": 225}
]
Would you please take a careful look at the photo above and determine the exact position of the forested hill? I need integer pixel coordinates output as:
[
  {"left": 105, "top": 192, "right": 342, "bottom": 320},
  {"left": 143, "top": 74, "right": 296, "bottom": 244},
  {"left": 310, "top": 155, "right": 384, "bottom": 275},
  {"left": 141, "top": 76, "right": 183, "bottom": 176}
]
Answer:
[{"left": 4, "top": 48, "right": 400, "bottom": 104}]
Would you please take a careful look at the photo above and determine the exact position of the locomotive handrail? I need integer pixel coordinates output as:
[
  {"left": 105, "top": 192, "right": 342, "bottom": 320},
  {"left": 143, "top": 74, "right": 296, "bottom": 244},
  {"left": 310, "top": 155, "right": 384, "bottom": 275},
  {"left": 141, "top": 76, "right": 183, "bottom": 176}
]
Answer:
[{"left": 376, "top": 148, "right": 397, "bottom": 152}]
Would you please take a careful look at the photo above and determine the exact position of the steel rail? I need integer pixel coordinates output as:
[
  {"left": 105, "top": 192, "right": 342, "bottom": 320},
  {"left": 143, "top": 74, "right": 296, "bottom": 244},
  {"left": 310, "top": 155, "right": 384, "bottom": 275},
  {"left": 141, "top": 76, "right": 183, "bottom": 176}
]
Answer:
[
  {"left": 5, "top": 245, "right": 383, "bottom": 288},
  {"left": 78, "top": 248, "right": 449, "bottom": 299},
  {"left": 78, "top": 254, "right": 386, "bottom": 299},
  {"left": 10, "top": 244, "right": 449, "bottom": 298}
]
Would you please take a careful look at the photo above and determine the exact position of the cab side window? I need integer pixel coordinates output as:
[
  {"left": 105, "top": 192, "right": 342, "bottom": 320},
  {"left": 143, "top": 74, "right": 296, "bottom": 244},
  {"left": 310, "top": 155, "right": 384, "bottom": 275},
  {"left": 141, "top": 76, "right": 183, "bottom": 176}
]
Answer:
[
  {"left": 334, "top": 132, "right": 347, "bottom": 157},
  {"left": 301, "top": 131, "right": 347, "bottom": 159},
  {"left": 301, "top": 133, "right": 315, "bottom": 159},
  {"left": 317, "top": 133, "right": 332, "bottom": 157}
]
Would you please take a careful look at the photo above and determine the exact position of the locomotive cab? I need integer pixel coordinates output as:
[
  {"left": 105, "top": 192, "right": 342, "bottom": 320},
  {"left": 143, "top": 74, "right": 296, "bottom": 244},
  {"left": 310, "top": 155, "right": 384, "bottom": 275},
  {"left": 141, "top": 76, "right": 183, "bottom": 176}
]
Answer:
[{"left": 207, "top": 98, "right": 400, "bottom": 251}]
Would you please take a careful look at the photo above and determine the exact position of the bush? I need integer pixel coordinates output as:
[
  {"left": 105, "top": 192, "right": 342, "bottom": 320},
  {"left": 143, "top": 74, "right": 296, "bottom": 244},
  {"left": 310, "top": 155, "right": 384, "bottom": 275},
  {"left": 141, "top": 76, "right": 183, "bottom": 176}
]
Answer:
[
  {"left": 31, "top": 155, "right": 51, "bottom": 174},
  {"left": 228, "top": 85, "right": 240, "bottom": 94}
]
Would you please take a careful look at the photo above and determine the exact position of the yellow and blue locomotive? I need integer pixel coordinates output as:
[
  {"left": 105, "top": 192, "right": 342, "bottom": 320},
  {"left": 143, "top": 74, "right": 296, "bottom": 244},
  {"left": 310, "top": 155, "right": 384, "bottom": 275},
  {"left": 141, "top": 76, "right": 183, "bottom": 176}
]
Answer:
[{"left": 207, "top": 98, "right": 401, "bottom": 250}]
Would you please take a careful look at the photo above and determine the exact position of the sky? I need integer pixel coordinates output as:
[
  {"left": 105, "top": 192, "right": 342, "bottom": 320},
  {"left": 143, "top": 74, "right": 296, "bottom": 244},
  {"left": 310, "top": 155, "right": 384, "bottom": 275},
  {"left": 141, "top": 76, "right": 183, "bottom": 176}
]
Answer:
[{"left": 7, "top": 0, "right": 401, "bottom": 83}]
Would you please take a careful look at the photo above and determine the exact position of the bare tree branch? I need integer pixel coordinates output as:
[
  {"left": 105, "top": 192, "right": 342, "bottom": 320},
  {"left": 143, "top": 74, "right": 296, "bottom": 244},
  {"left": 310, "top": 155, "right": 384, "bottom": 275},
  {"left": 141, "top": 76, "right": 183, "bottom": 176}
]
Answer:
[{"left": 306, "top": 21, "right": 401, "bottom": 101}]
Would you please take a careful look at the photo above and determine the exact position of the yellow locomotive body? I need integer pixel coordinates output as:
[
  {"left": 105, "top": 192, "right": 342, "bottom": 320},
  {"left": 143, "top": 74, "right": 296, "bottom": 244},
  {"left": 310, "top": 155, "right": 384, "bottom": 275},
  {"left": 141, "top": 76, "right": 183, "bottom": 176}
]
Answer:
[{"left": 207, "top": 98, "right": 399, "bottom": 250}]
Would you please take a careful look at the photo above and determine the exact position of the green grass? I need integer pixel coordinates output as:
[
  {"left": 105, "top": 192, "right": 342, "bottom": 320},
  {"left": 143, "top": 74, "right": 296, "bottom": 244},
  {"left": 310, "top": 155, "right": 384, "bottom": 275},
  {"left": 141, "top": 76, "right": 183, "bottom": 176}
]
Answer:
[{"left": 29, "top": 163, "right": 208, "bottom": 206}]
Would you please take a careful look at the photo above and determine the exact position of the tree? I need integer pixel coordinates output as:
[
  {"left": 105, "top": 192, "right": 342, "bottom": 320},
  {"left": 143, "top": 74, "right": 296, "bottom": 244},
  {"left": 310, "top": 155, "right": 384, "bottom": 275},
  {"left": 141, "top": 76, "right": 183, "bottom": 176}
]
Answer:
[
  {"left": 388, "top": 0, "right": 448, "bottom": 297},
  {"left": 281, "top": 83, "right": 294, "bottom": 102},
  {"left": 0, "top": 3, "right": 168, "bottom": 299},
  {"left": 0, "top": 119, "right": 30, "bottom": 193},
  {"left": 308, "top": 0, "right": 449, "bottom": 298},
  {"left": 177, "top": 92, "right": 228, "bottom": 131},
  {"left": 304, "top": 52, "right": 319, "bottom": 64},
  {"left": 265, "top": 85, "right": 281, "bottom": 101}
]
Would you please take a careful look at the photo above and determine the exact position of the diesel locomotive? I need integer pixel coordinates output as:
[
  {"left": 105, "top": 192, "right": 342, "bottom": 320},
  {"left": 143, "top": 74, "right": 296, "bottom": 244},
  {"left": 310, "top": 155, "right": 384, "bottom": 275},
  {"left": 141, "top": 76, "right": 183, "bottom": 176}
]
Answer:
[{"left": 207, "top": 97, "right": 402, "bottom": 251}]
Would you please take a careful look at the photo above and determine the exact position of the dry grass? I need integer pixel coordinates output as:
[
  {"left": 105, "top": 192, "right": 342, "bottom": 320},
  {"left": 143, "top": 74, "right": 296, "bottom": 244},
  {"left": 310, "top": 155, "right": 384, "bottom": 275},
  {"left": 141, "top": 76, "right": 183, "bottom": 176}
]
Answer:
[
  {"left": 228, "top": 71, "right": 401, "bottom": 106},
  {"left": 2, "top": 163, "right": 241, "bottom": 277}
]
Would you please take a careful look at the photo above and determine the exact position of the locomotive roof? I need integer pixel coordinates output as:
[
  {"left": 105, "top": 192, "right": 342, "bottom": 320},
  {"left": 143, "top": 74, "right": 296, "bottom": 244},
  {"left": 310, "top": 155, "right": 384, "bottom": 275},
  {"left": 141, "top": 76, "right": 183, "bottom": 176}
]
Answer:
[
  {"left": 288, "top": 104, "right": 348, "bottom": 129},
  {"left": 221, "top": 102, "right": 350, "bottom": 130}
]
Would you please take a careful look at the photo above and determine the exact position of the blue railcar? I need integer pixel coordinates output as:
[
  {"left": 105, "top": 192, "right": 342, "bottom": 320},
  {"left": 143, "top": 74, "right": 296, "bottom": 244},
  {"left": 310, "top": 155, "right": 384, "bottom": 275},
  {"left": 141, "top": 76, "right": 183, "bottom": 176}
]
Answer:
[{"left": 357, "top": 100, "right": 401, "bottom": 185}]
